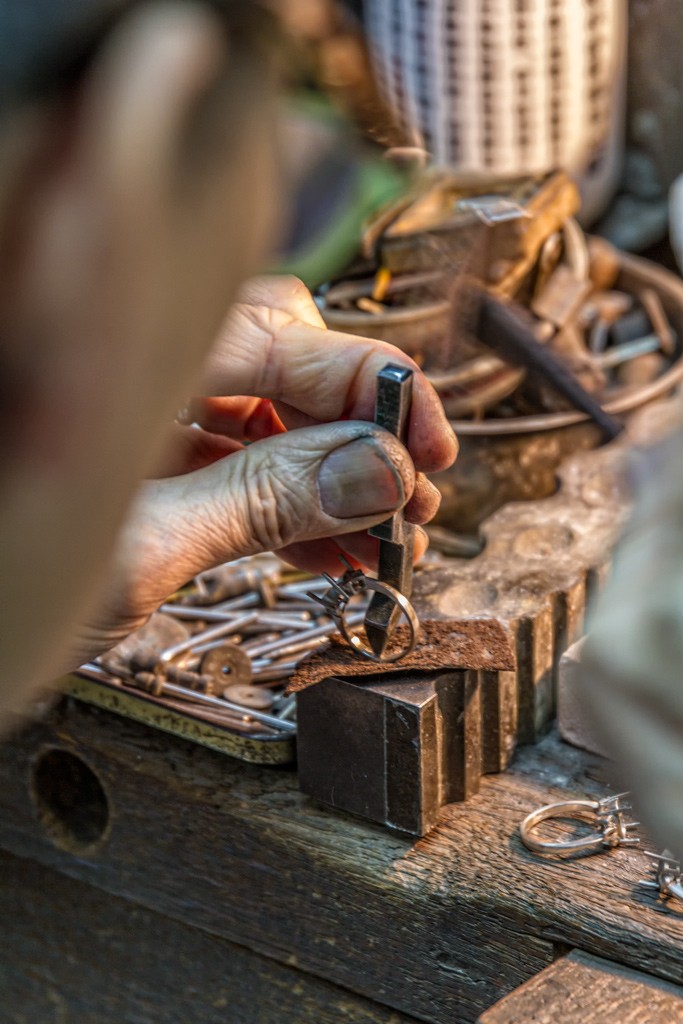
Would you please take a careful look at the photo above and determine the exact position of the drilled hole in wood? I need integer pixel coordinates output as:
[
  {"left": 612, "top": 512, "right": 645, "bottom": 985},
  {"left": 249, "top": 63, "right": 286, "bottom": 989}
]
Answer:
[{"left": 30, "top": 748, "right": 110, "bottom": 854}]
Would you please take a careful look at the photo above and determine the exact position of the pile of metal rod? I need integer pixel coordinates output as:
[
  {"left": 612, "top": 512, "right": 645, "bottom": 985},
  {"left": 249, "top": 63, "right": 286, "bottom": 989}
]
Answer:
[{"left": 80, "top": 557, "right": 369, "bottom": 739}]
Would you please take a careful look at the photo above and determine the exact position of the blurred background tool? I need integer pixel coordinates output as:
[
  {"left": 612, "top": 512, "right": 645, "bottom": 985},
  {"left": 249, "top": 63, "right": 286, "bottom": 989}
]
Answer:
[
  {"left": 363, "top": 0, "right": 627, "bottom": 225},
  {"left": 473, "top": 290, "right": 623, "bottom": 441}
]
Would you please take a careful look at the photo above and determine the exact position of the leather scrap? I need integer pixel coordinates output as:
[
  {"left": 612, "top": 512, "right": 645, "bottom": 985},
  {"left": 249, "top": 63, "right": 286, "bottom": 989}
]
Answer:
[{"left": 287, "top": 617, "right": 515, "bottom": 693}]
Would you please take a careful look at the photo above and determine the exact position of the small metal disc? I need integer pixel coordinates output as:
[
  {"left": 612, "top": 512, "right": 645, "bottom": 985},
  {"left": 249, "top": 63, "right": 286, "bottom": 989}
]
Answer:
[
  {"left": 223, "top": 684, "right": 274, "bottom": 710},
  {"left": 200, "top": 644, "right": 253, "bottom": 685}
]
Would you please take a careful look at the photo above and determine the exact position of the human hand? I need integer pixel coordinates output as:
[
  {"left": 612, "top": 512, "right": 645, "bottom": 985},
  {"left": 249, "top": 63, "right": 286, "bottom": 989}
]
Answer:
[
  {"left": 0, "top": 3, "right": 280, "bottom": 705},
  {"left": 71, "top": 276, "right": 457, "bottom": 664}
]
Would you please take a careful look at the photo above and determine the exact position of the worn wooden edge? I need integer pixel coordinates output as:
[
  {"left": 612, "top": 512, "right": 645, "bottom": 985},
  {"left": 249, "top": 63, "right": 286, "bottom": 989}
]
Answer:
[
  {"left": 62, "top": 673, "right": 295, "bottom": 766},
  {"left": 0, "top": 848, "right": 421, "bottom": 1024},
  {"left": 478, "top": 949, "right": 683, "bottom": 1023}
]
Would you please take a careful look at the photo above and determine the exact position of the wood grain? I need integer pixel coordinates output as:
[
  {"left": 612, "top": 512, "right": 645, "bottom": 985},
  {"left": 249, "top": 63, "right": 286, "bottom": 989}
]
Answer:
[
  {"left": 1, "top": 699, "right": 683, "bottom": 1022},
  {"left": 478, "top": 950, "right": 683, "bottom": 1023},
  {"left": 0, "top": 699, "right": 552, "bottom": 1024},
  {"left": 0, "top": 849, "right": 419, "bottom": 1024}
]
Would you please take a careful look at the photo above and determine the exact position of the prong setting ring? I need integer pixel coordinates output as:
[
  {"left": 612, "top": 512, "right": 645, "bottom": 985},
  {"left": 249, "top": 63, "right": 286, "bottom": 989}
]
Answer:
[
  {"left": 520, "top": 794, "right": 640, "bottom": 856},
  {"left": 308, "top": 568, "right": 419, "bottom": 664}
]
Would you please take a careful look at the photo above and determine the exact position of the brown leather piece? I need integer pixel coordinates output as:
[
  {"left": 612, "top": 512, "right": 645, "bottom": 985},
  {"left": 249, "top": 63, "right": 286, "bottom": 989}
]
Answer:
[{"left": 286, "top": 618, "right": 515, "bottom": 693}]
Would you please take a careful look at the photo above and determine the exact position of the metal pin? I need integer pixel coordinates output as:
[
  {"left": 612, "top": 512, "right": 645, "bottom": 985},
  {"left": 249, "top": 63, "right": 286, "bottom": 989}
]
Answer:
[
  {"left": 594, "top": 335, "right": 662, "bottom": 370},
  {"left": 238, "top": 633, "right": 282, "bottom": 653},
  {"left": 135, "top": 675, "right": 296, "bottom": 733},
  {"left": 160, "top": 605, "right": 245, "bottom": 622},
  {"left": 279, "top": 578, "right": 328, "bottom": 597},
  {"left": 249, "top": 636, "right": 327, "bottom": 662},
  {"left": 213, "top": 592, "right": 262, "bottom": 612},
  {"left": 160, "top": 698, "right": 279, "bottom": 735},
  {"left": 273, "top": 600, "right": 320, "bottom": 612},
  {"left": 158, "top": 612, "right": 259, "bottom": 664},
  {"left": 250, "top": 612, "right": 315, "bottom": 631},
  {"left": 275, "top": 695, "right": 297, "bottom": 721},
  {"left": 246, "top": 612, "right": 365, "bottom": 660},
  {"left": 252, "top": 663, "right": 301, "bottom": 682}
]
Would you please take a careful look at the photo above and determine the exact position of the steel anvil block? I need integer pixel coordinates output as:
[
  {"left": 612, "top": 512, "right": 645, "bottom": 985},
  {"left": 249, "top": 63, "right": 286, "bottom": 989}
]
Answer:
[{"left": 296, "top": 665, "right": 517, "bottom": 836}]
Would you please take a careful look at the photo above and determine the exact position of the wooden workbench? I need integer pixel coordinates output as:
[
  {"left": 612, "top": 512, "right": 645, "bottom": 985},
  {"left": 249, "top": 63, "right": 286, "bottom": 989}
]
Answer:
[{"left": 1, "top": 696, "right": 682, "bottom": 1023}]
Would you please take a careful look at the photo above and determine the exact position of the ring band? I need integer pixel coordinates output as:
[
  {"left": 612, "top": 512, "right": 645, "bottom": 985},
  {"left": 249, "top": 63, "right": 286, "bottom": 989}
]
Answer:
[
  {"left": 339, "top": 578, "right": 419, "bottom": 664},
  {"left": 520, "top": 800, "right": 606, "bottom": 854},
  {"left": 520, "top": 795, "right": 639, "bottom": 856}
]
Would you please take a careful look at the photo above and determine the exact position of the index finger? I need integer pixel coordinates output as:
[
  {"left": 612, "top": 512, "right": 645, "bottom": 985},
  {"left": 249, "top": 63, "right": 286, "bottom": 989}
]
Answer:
[{"left": 202, "top": 304, "right": 458, "bottom": 473}]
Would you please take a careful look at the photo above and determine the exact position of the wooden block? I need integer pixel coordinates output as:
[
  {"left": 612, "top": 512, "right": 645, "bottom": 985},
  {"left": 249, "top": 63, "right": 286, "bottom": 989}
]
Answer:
[
  {"left": 0, "top": 848, "right": 418, "bottom": 1024},
  {"left": 478, "top": 950, "right": 683, "bottom": 1023},
  {"left": 557, "top": 637, "right": 610, "bottom": 758}
]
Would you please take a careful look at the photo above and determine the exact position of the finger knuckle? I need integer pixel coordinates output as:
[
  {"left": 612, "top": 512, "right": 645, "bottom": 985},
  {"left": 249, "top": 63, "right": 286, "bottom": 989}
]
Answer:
[
  {"left": 245, "top": 455, "right": 301, "bottom": 552},
  {"left": 280, "top": 275, "right": 310, "bottom": 302}
]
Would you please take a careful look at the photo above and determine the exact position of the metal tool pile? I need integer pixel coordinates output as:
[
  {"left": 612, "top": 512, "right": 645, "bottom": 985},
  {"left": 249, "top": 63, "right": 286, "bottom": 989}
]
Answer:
[
  {"left": 320, "top": 170, "right": 680, "bottom": 432},
  {"left": 79, "top": 556, "right": 370, "bottom": 740},
  {"left": 432, "top": 232, "right": 679, "bottom": 426}
]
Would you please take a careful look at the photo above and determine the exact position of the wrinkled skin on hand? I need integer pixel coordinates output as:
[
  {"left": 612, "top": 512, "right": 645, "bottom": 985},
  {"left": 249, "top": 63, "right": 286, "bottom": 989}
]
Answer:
[
  {"left": 0, "top": 4, "right": 456, "bottom": 720},
  {"left": 70, "top": 275, "right": 458, "bottom": 665}
]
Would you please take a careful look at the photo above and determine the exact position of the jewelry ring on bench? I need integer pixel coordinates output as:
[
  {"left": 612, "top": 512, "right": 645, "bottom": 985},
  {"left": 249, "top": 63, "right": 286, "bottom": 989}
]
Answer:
[{"left": 519, "top": 793, "right": 640, "bottom": 856}]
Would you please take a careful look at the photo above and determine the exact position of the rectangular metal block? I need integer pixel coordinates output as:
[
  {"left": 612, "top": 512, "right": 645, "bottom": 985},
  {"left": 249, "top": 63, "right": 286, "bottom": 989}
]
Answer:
[
  {"left": 438, "top": 670, "right": 482, "bottom": 804},
  {"left": 296, "top": 676, "right": 388, "bottom": 824},
  {"left": 480, "top": 669, "right": 518, "bottom": 774},
  {"left": 297, "top": 670, "right": 496, "bottom": 836}
]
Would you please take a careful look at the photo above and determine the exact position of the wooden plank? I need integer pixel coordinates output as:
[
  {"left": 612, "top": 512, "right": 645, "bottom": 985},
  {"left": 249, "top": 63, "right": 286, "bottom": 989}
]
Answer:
[
  {"left": 0, "top": 700, "right": 553, "bottom": 1024},
  {"left": 8, "top": 700, "right": 683, "bottom": 1015},
  {"left": 0, "top": 848, "right": 419, "bottom": 1024},
  {"left": 478, "top": 950, "right": 683, "bottom": 1023},
  {"left": 5, "top": 698, "right": 683, "bottom": 1019}
]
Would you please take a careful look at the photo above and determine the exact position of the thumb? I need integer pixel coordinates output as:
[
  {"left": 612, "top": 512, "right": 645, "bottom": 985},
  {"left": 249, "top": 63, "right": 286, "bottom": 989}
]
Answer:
[{"left": 118, "top": 421, "right": 415, "bottom": 610}]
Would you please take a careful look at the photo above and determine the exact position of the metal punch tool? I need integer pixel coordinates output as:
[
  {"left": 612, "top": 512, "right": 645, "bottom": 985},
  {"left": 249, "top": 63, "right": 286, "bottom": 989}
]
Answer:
[
  {"left": 364, "top": 363, "right": 417, "bottom": 658},
  {"left": 308, "top": 364, "right": 420, "bottom": 664}
]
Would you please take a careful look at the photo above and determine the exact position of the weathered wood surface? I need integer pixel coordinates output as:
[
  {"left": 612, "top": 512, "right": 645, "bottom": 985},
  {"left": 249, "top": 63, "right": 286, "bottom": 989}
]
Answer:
[
  {"left": 1, "top": 699, "right": 683, "bottom": 1023},
  {"left": 0, "top": 848, "right": 419, "bottom": 1024},
  {"left": 478, "top": 950, "right": 683, "bottom": 1023}
]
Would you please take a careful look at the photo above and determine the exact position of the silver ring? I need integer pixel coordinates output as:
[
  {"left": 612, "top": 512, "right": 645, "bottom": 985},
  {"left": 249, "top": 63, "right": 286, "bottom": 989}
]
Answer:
[
  {"left": 339, "top": 578, "right": 419, "bottom": 664},
  {"left": 520, "top": 794, "right": 640, "bottom": 856}
]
